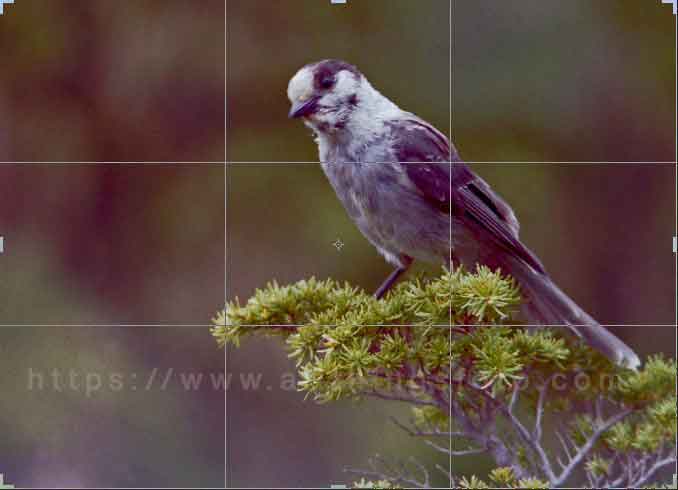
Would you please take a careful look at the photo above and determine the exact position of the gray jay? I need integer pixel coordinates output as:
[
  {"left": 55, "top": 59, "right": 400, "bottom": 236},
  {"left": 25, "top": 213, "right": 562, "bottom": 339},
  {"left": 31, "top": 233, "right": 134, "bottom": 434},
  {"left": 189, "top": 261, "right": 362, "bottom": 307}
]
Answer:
[{"left": 287, "top": 59, "right": 640, "bottom": 369}]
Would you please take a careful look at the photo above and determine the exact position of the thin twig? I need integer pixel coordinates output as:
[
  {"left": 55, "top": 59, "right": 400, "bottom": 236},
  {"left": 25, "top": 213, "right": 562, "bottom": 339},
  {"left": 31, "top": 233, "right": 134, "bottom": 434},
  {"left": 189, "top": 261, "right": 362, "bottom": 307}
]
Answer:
[
  {"left": 552, "top": 407, "right": 633, "bottom": 487},
  {"left": 368, "top": 391, "right": 438, "bottom": 408},
  {"left": 434, "top": 463, "right": 453, "bottom": 487},
  {"left": 555, "top": 430, "right": 573, "bottom": 462},
  {"left": 504, "top": 383, "right": 557, "bottom": 483},
  {"left": 408, "top": 456, "right": 431, "bottom": 488},
  {"left": 630, "top": 447, "right": 677, "bottom": 487},
  {"left": 533, "top": 375, "right": 555, "bottom": 441}
]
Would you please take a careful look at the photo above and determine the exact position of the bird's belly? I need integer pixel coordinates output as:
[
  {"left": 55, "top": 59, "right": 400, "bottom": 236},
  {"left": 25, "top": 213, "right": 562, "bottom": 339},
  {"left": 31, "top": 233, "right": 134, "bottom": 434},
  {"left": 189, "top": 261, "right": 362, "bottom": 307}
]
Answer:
[{"left": 322, "top": 162, "right": 450, "bottom": 266}]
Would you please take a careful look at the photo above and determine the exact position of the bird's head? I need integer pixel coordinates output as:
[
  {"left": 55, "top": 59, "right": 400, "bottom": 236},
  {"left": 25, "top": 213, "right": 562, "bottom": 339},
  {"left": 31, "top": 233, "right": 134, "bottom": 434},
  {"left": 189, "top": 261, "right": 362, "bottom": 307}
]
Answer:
[{"left": 287, "top": 59, "right": 364, "bottom": 134}]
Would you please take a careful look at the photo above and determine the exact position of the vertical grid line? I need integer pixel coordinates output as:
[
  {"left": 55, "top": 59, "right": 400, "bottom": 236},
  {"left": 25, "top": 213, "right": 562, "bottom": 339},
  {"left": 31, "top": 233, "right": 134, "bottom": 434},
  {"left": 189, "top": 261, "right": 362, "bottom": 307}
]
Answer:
[
  {"left": 674, "top": 12, "right": 677, "bottom": 429},
  {"left": 448, "top": 0, "right": 453, "bottom": 486},
  {"left": 224, "top": 0, "right": 229, "bottom": 488}
]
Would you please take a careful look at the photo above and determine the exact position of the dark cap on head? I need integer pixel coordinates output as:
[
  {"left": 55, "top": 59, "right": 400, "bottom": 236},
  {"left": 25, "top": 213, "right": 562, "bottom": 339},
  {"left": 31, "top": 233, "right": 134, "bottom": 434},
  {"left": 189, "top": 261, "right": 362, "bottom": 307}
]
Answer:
[{"left": 309, "top": 59, "right": 361, "bottom": 90}]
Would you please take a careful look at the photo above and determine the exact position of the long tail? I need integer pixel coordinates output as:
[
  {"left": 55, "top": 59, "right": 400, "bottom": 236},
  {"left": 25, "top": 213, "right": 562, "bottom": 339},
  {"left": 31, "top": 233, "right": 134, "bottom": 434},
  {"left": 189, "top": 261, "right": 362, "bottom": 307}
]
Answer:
[{"left": 509, "top": 262, "right": 641, "bottom": 370}]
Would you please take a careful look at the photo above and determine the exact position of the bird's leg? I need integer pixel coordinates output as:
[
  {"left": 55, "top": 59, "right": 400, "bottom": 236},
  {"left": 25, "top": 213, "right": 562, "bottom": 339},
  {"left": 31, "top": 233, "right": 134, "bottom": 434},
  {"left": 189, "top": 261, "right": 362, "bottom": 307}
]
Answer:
[
  {"left": 374, "top": 256, "right": 413, "bottom": 300},
  {"left": 448, "top": 251, "right": 461, "bottom": 272}
]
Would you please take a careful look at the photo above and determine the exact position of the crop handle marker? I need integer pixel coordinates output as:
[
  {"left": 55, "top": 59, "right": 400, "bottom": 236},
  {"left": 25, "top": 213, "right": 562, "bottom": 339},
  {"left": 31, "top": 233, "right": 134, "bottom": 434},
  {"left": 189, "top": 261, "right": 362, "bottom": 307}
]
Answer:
[
  {"left": 0, "top": 474, "right": 15, "bottom": 489},
  {"left": 660, "top": 0, "right": 677, "bottom": 15},
  {"left": 0, "top": 0, "right": 15, "bottom": 16}
]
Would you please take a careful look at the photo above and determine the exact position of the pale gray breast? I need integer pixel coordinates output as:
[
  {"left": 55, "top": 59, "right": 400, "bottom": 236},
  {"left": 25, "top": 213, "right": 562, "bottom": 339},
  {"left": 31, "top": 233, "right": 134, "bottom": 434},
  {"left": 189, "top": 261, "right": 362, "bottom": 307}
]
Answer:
[
  {"left": 316, "top": 125, "right": 450, "bottom": 265},
  {"left": 320, "top": 160, "right": 449, "bottom": 263},
  {"left": 320, "top": 162, "right": 401, "bottom": 238},
  {"left": 320, "top": 162, "right": 394, "bottom": 218},
  {"left": 317, "top": 130, "right": 400, "bottom": 238}
]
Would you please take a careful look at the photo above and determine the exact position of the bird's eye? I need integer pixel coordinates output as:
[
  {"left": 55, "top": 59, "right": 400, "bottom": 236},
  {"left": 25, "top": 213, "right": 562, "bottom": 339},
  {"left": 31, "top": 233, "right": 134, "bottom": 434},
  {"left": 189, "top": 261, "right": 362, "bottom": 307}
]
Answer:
[{"left": 320, "top": 77, "right": 334, "bottom": 89}]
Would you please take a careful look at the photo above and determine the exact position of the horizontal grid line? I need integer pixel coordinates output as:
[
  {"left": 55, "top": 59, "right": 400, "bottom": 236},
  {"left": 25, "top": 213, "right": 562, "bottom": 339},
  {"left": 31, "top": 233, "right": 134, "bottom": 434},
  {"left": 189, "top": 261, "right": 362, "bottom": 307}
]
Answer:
[
  {"left": 0, "top": 161, "right": 227, "bottom": 165},
  {"left": 213, "top": 324, "right": 677, "bottom": 327},
  {"left": 227, "top": 161, "right": 678, "bottom": 165},
  {"left": 2, "top": 323, "right": 668, "bottom": 328},
  {"left": 0, "top": 324, "right": 219, "bottom": 327},
  {"left": 1, "top": 161, "right": 676, "bottom": 166}
]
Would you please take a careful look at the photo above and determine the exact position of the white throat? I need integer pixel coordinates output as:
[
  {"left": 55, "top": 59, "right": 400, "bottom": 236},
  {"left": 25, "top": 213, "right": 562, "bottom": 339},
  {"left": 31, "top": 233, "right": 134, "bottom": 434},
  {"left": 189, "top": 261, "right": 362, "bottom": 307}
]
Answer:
[
  {"left": 346, "top": 80, "right": 402, "bottom": 136},
  {"left": 313, "top": 80, "right": 404, "bottom": 157}
]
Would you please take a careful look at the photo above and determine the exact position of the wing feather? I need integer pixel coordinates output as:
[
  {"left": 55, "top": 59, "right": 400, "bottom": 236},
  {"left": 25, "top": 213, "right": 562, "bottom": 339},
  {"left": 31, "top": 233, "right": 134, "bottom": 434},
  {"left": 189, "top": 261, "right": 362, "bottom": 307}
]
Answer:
[{"left": 388, "top": 117, "right": 544, "bottom": 274}]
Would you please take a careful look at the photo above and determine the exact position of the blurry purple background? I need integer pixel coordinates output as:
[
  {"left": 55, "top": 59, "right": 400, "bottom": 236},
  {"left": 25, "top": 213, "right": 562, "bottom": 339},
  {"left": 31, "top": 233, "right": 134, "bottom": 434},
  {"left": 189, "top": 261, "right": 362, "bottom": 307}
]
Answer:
[{"left": 1, "top": 0, "right": 676, "bottom": 488}]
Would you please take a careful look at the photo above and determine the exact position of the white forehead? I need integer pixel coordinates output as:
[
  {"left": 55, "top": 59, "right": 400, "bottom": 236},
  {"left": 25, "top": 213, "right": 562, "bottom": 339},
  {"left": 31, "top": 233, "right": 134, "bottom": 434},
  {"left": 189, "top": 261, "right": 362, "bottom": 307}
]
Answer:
[{"left": 287, "top": 66, "right": 314, "bottom": 102}]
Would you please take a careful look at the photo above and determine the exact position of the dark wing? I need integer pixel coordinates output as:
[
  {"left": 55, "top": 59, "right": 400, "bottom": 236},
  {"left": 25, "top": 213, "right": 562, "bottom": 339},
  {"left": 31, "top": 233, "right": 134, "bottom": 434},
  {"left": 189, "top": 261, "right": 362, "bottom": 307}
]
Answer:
[
  {"left": 388, "top": 119, "right": 454, "bottom": 213},
  {"left": 462, "top": 173, "right": 520, "bottom": 237},
  {"left": 390, "top": 118, "right": 545, "bottom": 274},
  {"left": 451, "top": 164, "right": 546, "bottom": 274}
]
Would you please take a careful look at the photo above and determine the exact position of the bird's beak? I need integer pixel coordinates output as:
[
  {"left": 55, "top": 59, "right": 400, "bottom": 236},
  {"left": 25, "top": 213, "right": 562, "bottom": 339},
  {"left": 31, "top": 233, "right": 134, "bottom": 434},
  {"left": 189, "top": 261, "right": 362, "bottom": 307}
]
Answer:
[{"left": 289, "top": 96, "right": 320, "bottom": 119}]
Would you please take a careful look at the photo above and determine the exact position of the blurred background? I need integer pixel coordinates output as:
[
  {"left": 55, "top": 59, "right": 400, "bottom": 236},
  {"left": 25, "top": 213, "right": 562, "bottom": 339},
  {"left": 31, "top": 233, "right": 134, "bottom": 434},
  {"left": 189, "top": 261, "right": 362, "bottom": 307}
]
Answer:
[
  {"left": 0, "top": 0, "right": 226, "bottom": 488},
  {"left": 0, "top": 0, "right": 676, "bottom": 488},
  {"left": 0, "top": 0, "right": 225, "bottom": 162}
]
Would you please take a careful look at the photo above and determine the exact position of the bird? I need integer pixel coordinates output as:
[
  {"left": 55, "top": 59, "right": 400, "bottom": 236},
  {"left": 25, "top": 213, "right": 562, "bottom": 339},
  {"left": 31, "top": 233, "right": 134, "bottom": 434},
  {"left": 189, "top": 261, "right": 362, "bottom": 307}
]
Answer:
[{"left": 287, "top": 59, "right": 640, "bottom": 370}]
